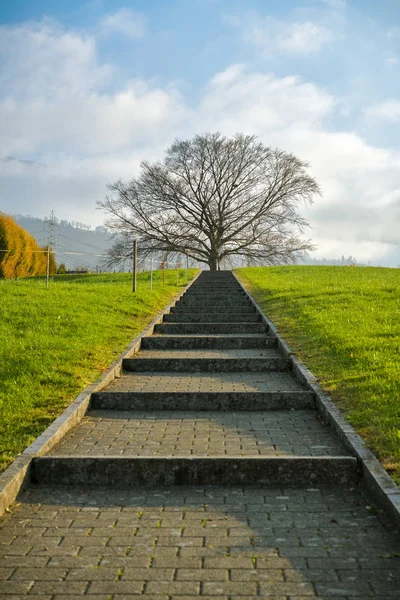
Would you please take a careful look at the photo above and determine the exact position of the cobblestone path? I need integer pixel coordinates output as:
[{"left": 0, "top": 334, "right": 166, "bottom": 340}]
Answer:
[{"left": 0, "top": 270, "right": 399, "bottom": 598}]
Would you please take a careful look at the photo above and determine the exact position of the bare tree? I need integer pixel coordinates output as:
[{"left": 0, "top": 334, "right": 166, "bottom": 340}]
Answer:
[{"left": 99, "top": 132, "right": 320, "bottom": 270}]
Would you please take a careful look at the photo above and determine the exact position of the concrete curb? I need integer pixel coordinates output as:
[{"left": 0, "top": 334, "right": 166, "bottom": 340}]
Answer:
[
  {"left": 234, "top": 271, "right": 400, "bottom": 530},
  {"left": 0, "top": 272, "right": 200, "bottom": 517}
]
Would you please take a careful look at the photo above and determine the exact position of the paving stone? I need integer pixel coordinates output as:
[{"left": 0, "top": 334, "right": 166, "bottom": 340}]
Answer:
[
  {"left": 121, "top": 567, "right": 175, "bottom": 580},
  {"left": 65, "top": 566, "right": 120, "bottom": 580},
  {"left": 0, "top": 568, "right": 14, "bottom": 580},
  {"left": 144, "top": 581, "right": 200, "bottom": 594},
  {"left": 175, "top": 568, "right": 228, "bottom": 581},
  {"left": 30, "top": 581, "right": 90, "bottom": 594},
  {"left": 87, "top": 580, "right": 144, "bottom": 594},
  {"left": 202, "top": 580, "right": 258, "bottom": 594},
  {"left": 10, "top": 567, "right": 67, "bottom": 580}
]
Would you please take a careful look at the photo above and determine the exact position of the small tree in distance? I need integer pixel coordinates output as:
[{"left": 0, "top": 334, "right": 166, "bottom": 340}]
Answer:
[{"left": 99, "top": 132, "right": 320, "bottom": 270}]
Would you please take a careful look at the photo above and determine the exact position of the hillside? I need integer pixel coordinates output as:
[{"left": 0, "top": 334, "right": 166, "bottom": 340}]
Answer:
[{"left": 13, "top": 214, "right": 113, "bottom": 271}]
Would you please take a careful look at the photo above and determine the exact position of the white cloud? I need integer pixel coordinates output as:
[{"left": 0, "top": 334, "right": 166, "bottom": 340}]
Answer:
[
  {"left": 385, "top": 57, "right": 399, "bottom": 67},
  {"left": 98, "top": 8, "right": 146, "bottom": 39},
  {"left": 210, "top": 63, "right": 246, "bottom": 86},
  {"left": 0, "top": 20, "right": 188, "bottom": 157},
  {"left": 201, "top": 65, "right": 334, "bottom": 131},
  {"left": 0, "top": 18, "right": 111, "bottom": 99},
  {"left": 280, "top": 21, "right": 334, "bottom": 55},
  {"left": 365, "top": 100, "right": 400, "bottom": 121},
  {"left": 228, "top": 14, "right": 334, "bottom": 58},
  {"left": 387, "top": 27, "right": 400, "bottom": 39},
  {"left": 319, "top": 0, "right": 346, "bottom": 10}
]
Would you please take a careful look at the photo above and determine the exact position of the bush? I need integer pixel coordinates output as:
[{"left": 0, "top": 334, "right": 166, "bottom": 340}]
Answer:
[{"left": 0, "top": 213, "right": 56, "bottom": 279}]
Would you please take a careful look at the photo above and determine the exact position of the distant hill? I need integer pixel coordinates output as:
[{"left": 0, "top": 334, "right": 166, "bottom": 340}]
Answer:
[
  {"left": 302, "top": 253, "right": 362, "bottom": 266},
  {"left": 12, "top": 214, "right": 114, "bottom": 271}
]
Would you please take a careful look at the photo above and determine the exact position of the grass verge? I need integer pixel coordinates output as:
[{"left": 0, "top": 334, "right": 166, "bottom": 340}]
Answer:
[
  {"left": 235, "top": 266, "right": 400, "bottom": 484},
  {"left": 0, "top": 269, "right": 197, "bottom": 473}
]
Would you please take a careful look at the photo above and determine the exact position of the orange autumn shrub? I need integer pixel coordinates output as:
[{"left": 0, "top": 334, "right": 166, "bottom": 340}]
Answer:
[{"left": 0, "top": 214, "right": 56, "bottom": 279}]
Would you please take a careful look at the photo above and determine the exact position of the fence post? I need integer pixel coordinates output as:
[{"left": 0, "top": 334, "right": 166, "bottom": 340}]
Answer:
[
  {"left": 162, "top": 262, "right": 165, "bottom": 286},
  {"left": 132, "top": 240, "right": 137, "bottom": 292},
  {"left": 46, "top": 248, "right": 50, "bottom": 289},
  {"left": 186, "top": 255, "right": 188, "bottom": 282},
  {"left": 150, "top": 258, "right": 153, "bottom": 290}
]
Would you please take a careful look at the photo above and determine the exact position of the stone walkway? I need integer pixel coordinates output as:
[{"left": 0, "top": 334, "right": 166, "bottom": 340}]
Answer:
[{"left": 0, "top": 270, "right": 399, "bottom": 598}]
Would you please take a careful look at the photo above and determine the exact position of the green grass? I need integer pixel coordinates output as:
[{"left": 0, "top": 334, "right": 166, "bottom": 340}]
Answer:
[
  {"left": 235, "top": 266, "right": 400, "bottom": 484},
  {"left": 0, "top": 269, "right": 197, "bottom": 473}
]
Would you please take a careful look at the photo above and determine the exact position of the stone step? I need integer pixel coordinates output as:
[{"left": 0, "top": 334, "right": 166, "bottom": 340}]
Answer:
[
  {"left": 190, "top": 282, "right": 241, "bottom": 287},
  {"left": 163, "top": 313, "right": 260, "bottom": 323},
  {"left": 122, "top": 348, "right": 287, "bottom": 372},
  {"left": 194, "top": 274, "right": 236, "bottom": 279},
  {"left": 179, "top": 299, "right": 248, "bottom": 305},
  {"left": 190, "top": 282, "right": 241, "bottom": 286},
  {"left": 99, "top": 370, "right": 310, "bottom": 394},
  {"left": 154, "top": 322, "right": 267, "bottom": 334},
  {"left": 182, "top": 288, "right": 244, "bottom": 300},
  {"left": 183, "top": 285, "right": 247, "bottom": 298},
  {"left": 184, "top": 285, "right": 242, "bottom": 298},
  {"left": 178, "top": 297, "right": 250, "bottom": 306},
  {"left": 170, "top": 305, "right": 256, "bottom": 315},
  {"left": 123, "top": 357, "right": 288, "bottom": 372},
  {"left": 48, "top": 409, "right": 347, "bottom": 459},
  {"left": 90, "top": 390, "right": 315, "bottom": 411},
  {"left": 141, "top": 334, "right": 275, "bottom": 349},
  {"left": 32, "top": 456, "right": 359, "bottom": 487}
]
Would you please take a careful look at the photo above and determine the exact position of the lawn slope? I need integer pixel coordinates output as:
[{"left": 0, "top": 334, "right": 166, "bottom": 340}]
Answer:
[
  {"left": 0, "top": 270, "right": 197, "bottom": 472},
  {"left": 236, "top": 266, "right": 400, "bottom": 484}
]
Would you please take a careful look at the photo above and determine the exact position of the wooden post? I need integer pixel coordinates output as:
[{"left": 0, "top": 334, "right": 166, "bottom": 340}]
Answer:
[{"left": 132, "top": 240, "right": 137, "bottom": 292}]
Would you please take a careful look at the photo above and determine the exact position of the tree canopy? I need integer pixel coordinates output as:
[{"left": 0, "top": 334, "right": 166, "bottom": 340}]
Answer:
[{"left": 100, "top": 132, "right": 320, "bottom": 270}]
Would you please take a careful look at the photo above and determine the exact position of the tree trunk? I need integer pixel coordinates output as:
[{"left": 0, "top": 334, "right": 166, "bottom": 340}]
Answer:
[{"left": 208, "top": 253, "right": 219, "bottom": 271}]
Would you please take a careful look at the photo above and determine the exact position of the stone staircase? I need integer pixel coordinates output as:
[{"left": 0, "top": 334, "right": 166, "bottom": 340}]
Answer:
[
  {"left": 32, "top": 270, "right": 357, "bottom": 488},
  {"left": 1, "top": 270, "right": 399, "bottom": 598}
]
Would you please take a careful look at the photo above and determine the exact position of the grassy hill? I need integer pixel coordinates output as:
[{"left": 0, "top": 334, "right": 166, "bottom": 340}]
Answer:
[
  {"left": 0, "top": 270, "right": 197, "bottom": 472},
  {"left": 236, "top": 266, "right": 400, "bottom": 484}
]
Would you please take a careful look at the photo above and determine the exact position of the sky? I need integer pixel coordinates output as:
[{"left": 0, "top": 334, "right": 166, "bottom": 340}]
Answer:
[{"left": 1, "top": 0, "right": 400, "bottom": 265}]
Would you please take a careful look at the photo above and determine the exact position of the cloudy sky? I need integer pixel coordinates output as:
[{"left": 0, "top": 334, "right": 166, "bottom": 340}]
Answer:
[{"left": 1, "top": 0, "right": 400, "bottom": 265}]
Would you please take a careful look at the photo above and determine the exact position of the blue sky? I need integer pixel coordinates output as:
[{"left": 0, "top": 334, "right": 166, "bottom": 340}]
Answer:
[{"left": 1, "top": 0, "right": 400, "bottom": 264}]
